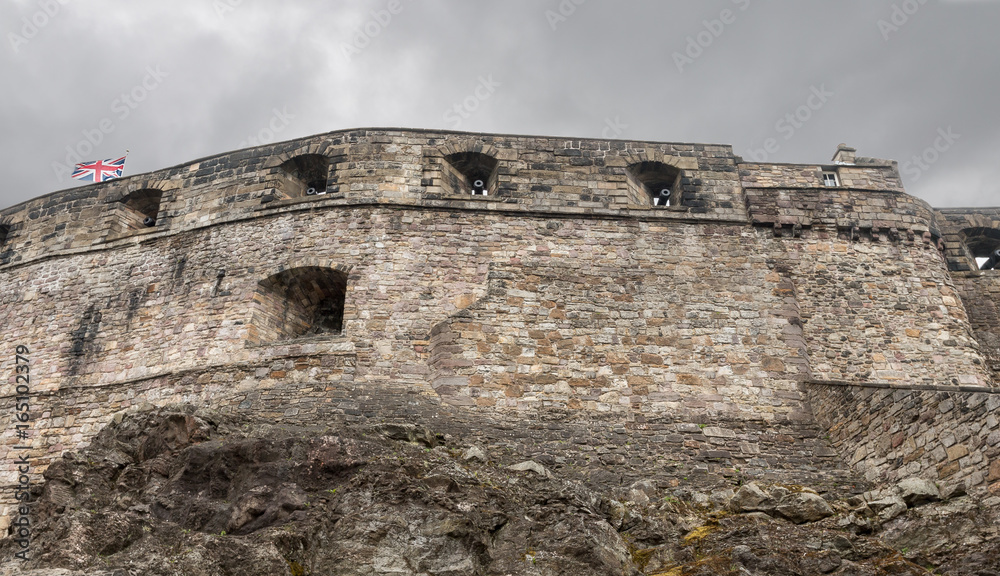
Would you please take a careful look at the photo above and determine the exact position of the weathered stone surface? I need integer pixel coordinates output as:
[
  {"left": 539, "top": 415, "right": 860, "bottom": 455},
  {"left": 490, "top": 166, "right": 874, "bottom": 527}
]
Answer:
[
  {"left": 508, "top": 460, "right": 550, "bottom": 477},
  {"left": 898, "top": 478, "right": 941, "bottom": 507},
  {"left": 729, "top": 482, "right": 776, "bottom": 514},
  {"left": 774, "top": 492, "right": 835, "bottom": 524}
]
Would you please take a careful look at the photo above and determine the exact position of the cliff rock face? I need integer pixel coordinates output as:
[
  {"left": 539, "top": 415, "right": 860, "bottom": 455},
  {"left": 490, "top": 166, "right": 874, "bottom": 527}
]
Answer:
[{"left": 2, "top": 407, "right": 998, "bottom": 576}]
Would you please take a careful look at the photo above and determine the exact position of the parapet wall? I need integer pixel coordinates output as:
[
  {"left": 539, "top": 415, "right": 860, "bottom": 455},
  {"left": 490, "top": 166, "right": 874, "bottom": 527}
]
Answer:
[{"left": 1, "top": 128, "right": 999, "bottom": 525}]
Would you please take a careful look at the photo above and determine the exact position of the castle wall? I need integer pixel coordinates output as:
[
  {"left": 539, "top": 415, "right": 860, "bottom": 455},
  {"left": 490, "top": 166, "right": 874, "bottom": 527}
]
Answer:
[{"left": 1, "top": 128, "right": 999, "bottom": 526}]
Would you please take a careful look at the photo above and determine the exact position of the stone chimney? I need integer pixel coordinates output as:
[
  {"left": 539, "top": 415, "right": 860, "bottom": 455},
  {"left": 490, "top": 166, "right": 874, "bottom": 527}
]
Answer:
[{"left": 832, "top": 143, "right": 856, "bottom": 164}]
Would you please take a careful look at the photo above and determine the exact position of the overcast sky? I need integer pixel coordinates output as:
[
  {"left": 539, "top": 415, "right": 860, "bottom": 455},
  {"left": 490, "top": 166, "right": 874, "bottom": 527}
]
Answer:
[{"left": 1, "top": 0, "right": 998, "bottom": 210}]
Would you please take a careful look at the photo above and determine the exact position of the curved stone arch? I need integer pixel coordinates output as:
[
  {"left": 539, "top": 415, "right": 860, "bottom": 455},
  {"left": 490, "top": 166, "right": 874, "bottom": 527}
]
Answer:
[
  {"left": 104, "top": 177, "right": 180, "bottom": 204},
  {"left": 262, "top": 142, "right": 332, "bottom": 170},
  {"left": 426, "top": 140, "right": 503, "bottom": 160},
  {"left": 616, "top": 149, "right": 699, "bottom": 171},
  {"left": 255, "top": 258, "right": 355, "bottom": 284}
]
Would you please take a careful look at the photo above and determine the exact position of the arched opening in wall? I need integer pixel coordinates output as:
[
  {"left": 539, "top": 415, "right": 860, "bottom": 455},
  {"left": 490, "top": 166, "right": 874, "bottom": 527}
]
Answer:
[
  {"left": 275, "top": 154, "right": 331, "bottom": 199},
  {"left": 117, "top": 188, "right": 163, "bottom": 231},
  {"left": 960, "top": 227, "right": 1000, "bottom": 270},
  {"left": 247, "top": 266, "right": 348, "bottom": 345},
  {"left": 442, "top": 152, "right": 499, "bottom": 196},
  {"left": 626, "top": 161, "right": 682, "bottom": 208},
  {"left": 0, "top": 224, "right": 9, "bottom": 247}
]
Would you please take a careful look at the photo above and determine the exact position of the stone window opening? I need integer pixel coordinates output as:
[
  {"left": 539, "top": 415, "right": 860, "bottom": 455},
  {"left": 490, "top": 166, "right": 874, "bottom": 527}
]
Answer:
[
  {"left": 0, "top": 224, "right": 9, "bottom": 247},
  {"left": 442, "top": 152, "right": 499, "bottom": 197},
  {"left": 119, "top": 188, "right": 163, "bottom": 229},
  {"left": 822, "top": 171, "right": 840, "bottom": 187},
  {"left": 960, "top": 227, "right": 1000, "bottom": 271},
  {"left": 626, "top": 161, "right": 682, "bottom": 208},
  {"left": 247, "top": 266, "right": 348, "bottom": 345},
  {"left": 276, "top": 154, "right": 331, "bottom": 199}
]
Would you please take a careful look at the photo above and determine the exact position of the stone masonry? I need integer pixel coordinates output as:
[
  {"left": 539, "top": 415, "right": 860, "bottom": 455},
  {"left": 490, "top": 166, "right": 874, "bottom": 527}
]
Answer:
[{"left": 0, "top": 128, "right": 998, "bottom": 527}]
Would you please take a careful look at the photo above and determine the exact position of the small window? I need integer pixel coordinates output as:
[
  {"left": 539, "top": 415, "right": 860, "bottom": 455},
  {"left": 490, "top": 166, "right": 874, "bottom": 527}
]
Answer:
[
  {"left": 0, "top": 224, "right": 9, "bottom": 247},
  {"left": 276, "top": 154, "right": 331, "bottom": 199},
  {"left": 626, "top": 161, "right": 682, "bottom": 208},
  {"left": 822, "top": 172, "right": 839, "bottom": 187},
  {"left": 120, "top": 189, "right": 163, "bottom": 229},
  {"left": 442, "top": 152, "right": 498, "bottom": 197}
]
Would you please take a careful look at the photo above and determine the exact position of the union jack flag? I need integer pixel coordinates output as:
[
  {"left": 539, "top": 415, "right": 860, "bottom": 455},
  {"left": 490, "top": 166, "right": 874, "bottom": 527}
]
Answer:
[{"left": 71, "top": 155, "right": 127, "bottom": 183}]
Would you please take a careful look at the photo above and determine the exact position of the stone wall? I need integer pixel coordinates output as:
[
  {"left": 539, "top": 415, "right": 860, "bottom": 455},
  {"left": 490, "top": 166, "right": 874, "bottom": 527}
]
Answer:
[
  {"left": 808, "top": 381, "right": 1000, "bottom": 496},
  {"left": 1, "top": 128, "right": 999, "bottom": 526}
]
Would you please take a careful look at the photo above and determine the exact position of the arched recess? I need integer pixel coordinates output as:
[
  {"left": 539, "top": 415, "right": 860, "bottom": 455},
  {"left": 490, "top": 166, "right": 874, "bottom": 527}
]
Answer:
[
  {"left": 106, "top": 179, "right": 175, "bottom": 239},
  {"left": 423, "top": 141, "right": 507, "bottom": 198},
  {"left": 246, "top": 266, "right": 349, "bottom": 345},
  {"left": 960, "top": 227, "right": 1000, "bottom": 270},
  {"left": 120, "top": 188, "right": 163, "bottom": 228},
  {"left": 274, "top": 154, "right": 331, "bottom": 198},
  {"left": 442, "top": 151, "right": 498, "bottom": 196},
  {"left": 626, "top": 161, "right": 682, "bottom": 208},
  {"left": 262, "top": 141, "right": 347, "bottom": 202}
]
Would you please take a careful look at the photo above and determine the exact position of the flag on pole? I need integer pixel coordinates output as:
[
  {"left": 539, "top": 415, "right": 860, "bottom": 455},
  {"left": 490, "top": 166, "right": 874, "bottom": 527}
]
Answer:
[{"left": 71, "top": 154, "right": 127, "bottom": 183}]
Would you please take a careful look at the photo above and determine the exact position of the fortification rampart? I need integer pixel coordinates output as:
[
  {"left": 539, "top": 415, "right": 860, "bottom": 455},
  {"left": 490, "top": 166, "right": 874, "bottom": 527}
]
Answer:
[{"left": 1, "top": 128, "right": 998, "bottom": 527}]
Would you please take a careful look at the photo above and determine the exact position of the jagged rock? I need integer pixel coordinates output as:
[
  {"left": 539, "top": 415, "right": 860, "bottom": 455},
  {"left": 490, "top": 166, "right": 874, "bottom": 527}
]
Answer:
[
  {"left": 710, "top": 487, "right": 736, "bottom": 507},
  {"left": 462, "top": 445, "right": 487, "bottom": 462},
  {"left": 897, "top": 478, "right": 941, "bottom": 507},
  {"left": 799, "top": 549, "right": 842, "bottom": 574},
  {"left": 729, "top": 482, "right": 775, "bottom": 514},
  {"left": 774, "top": 492, "right": 835, "bottom": 524},
  {"left": 508, "top": 460, "right": 550, "bottom": 477},
  {"left": 940, "top": 481, "right": 967, "bottom": 500},
  {"left": 372, "top": 423, "right": 439, "bottom": 447},
  {"left": 836, "top": 512, "right": 874, "bottom": 535},
  {"left": 868, "top": 495, "right": 908, "bottom": 522}
]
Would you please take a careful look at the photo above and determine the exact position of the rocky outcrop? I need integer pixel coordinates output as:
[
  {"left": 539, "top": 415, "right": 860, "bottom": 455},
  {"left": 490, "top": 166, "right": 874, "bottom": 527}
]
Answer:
[{"left": 1, "top": 407, "right": 999, "bottom": 575}]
